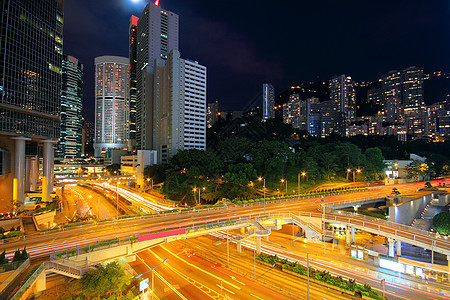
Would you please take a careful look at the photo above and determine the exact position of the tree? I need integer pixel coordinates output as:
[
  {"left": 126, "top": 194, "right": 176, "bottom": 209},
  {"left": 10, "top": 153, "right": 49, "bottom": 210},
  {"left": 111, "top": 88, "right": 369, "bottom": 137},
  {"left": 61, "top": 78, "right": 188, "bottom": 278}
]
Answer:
[
  {"left": 250, "top": 140, "right": 294, "bottom": 176},
  {"left": 144, "top": 164, "right": 167, "bottom": 184},
  {"left": 104, "top": 164, "right": 121, "bottom": 176},
  {"left": 363, "top": 147, "right": 385, "bottom": 180},
  {"left": 217, "top": 136, "right": 252, "bottom": 164},
  {"left": 174, "top": 149, "right": 224, "bottom": 178},
  {"left": 81, "top": 261, "right": 133, "bottom": 299},
  {"left": 391, "top": 188, "right": 400, "bottom": 195},
  {"left": 221, "top": 163, "right": 257, "bottom": 199},
  {"left": 0, "top": 250, "right": 8, "bottom": 265},
  {"left": 407, "top": 160, "right": 429, "bottom": 181},
  {"left": 12, "top": 249, "right": 21, "bottom": 262}
]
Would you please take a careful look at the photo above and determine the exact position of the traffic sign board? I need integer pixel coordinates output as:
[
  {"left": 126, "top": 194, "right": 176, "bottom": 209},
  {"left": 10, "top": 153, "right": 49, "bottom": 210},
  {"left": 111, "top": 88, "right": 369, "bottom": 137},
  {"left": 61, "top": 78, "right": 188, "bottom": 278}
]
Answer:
[{"left": 140, "top": 278, "right": 149, "bottom": 292}]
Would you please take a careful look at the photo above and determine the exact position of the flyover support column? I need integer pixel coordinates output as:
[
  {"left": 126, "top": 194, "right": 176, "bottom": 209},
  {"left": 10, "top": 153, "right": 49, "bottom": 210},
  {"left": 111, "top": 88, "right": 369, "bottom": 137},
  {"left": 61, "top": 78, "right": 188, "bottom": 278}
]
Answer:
[
  {"left": 396, "top": 240, "right": 402, "bottom": 256},
  {"left": 255, "top": 236, "right": 261, "bottom": 255},
  {"left": 264, "top": 236, "right": 269, "bottom": 242},
  {"left": 346, "top": 226, "right": 352, "bottom": 246},
  {"left": 388, "top": 238, "right": 395, "bottom": 257},
  {"left": 11, "top": 137, "right": 31, "bottom": 205},
  {"left": 240, "top": 227, "right": 245, "bottom": 234},
  {"left": 351, "top": 227, "right": 355, "bottom": 244},
  {"left": 42, "top": 140, "right": 56, "bottom": 202},
  {"left": 237, "top": 241, "right": 242, "bottom": 253}
]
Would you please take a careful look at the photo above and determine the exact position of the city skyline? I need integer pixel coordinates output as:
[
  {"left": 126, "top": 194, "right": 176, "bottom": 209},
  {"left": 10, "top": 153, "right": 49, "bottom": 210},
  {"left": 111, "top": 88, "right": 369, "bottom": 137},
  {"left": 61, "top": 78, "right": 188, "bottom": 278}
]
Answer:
[{"left": 64, "top": 0, "right": 450, "bottom": 120}]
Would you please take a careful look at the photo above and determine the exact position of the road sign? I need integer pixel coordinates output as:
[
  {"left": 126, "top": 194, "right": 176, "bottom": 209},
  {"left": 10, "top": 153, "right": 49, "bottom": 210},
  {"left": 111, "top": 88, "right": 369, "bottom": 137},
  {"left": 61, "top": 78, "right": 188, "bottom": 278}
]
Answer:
[{"left": 140, "top": 278, "right": 149, "bottom": 292}]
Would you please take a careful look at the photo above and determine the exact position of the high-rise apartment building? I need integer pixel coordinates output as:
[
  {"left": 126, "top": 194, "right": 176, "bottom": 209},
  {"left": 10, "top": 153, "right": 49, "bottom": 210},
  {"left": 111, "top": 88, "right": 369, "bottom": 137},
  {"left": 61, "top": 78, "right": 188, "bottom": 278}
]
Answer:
[
  {"left": 262, "top": 83, "right": 275, "bottom": 121},
  {"left": 402, "top": 66, "right": 424, "bottom": 108},
  {"left": 0, "top": 0, "right": 64, "bottom": 204},
  {"left": 57, "top": 55, "right": 83, "bottom": 158},
  {"left": 153, "top": 50, "right": 207, "bottom": 163},
  {"left": 128, "top": 15, "right": 139, "bottom": 151},
  {"left": 134, "top": 2, "right": 207, "bottom": 163},
  {"left": 136, "top": 2, "right": 179, "bottom": 149},
  {"left": 94, "top": 56, "right": 129, "bottom": 157},
  {"left": 282, "top": 94, "right": 303, "bottom": 129},
  {"left": 207, "top": 101, "right": 219, "bottom": 128},
  {"left": 330, "top": 75, "right": 356, "bottom": 135},
  {"left": 381, "top": 71, "right": 402, "bottom": 124}
]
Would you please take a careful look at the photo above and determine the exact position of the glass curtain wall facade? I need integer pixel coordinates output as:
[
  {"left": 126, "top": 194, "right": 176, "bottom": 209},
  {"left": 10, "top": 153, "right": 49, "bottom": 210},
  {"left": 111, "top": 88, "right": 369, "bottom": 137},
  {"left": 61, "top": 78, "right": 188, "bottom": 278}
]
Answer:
[
  {"left": 0, "top": 0, "right": 64, "bottom": 204},
  {"left": 57, "top": 55, "right": 82, "bottom": 158},
  {"left": 0, "top": 0, "right": 64, "bottom": 138},
  {"left": 94, "top": 56, "right": 129, "bottom": 157}
]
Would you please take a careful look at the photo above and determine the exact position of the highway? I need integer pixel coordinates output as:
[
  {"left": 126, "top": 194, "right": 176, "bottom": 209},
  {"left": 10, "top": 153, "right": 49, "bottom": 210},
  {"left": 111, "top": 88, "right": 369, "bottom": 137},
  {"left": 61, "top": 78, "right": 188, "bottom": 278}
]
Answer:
[
  {"left": 1, "top": 180, "right": 449, "bottom": 299},
  {"left": 131, "top": 243, "right": 360, "bottom": 299}
]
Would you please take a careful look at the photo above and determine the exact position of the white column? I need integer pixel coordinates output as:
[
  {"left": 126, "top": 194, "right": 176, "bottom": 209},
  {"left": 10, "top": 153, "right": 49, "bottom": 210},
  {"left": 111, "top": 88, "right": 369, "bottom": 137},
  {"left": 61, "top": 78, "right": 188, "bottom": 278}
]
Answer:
[
  {"left": 396, "top": 240, "right": 402, "bottom": 256},
  {"left": 351, "top": 227, "right": 355, "bottom": 244},
  {"left": 388, "top": 238, "right": 395, "bottom": 257},
  {"left": 346, "top": 226, "right": 351, "bottom": 246},
  {"left": 255, "top": 236, "right": 261, "bottom": 255},
  {"left": 42, "top": 140, "right": 56, "bottom": 202},
  {"left": 11, "top": 137, "right": 31, "bottom": 205}
]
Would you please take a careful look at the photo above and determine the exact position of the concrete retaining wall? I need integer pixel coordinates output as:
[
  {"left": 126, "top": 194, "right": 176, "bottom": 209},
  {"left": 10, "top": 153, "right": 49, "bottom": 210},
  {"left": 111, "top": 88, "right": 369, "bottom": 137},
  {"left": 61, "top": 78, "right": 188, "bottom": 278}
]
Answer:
[{"left": 389, "top": 193, "right": 432, "bottom": 225}]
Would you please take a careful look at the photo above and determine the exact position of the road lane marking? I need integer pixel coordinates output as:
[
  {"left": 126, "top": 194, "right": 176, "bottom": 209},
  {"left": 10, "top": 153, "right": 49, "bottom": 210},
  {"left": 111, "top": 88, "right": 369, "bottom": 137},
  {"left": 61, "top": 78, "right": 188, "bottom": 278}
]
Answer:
[
  {"left": 159, "top": 246, "right": 242, "bottom": 290},
  {"left": 216, "top": 284, "right": 235, "bottom": 295},
  {"left": 250, "top": 294, "right": 263, "bottom": 299},
  {"left": 136, "top": 254, "right": 188, "bottom": 300}
]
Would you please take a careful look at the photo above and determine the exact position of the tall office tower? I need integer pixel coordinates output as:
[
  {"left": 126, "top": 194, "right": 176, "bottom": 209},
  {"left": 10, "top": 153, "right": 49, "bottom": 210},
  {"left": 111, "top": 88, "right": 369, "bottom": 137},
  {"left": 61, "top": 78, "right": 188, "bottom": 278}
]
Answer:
[
  {"left": 381, "top": 71, "right": 402, "bottom": 124},
  {"left": 262, "top": 83, "right": 275, "bottom": 121},
  {"left": 57, "top": 55, "right": 83, "bottom": 159},
  {"left": 136, "top": 2, "right": 179, "bottom": 149},
  {"left": 94, "top": 56, "right": 129, "bottom": 157},
  {"left": 0, "top": 0, "right": 64, "bottom": 204},
  {"left": 206, "top": 101, "right": 219, "bottom": 128},
  {"left": 402, "top": 66, "right": 424, "bottom": 108},
  {"left": 330, "top": 75, "right": 356, "bottom": 135},
  {"left": 128, "top": 15, "right": 139, "bottom": 151},
  {"left": 153, "top": 50, "right": 207, "bottom": 164}
]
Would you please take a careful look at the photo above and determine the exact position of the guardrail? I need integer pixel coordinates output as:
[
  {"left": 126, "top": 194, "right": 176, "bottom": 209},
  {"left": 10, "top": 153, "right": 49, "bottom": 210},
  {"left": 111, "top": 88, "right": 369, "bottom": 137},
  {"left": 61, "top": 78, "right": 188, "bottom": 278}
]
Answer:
[
  {"left": 0, "top": 188, "right": 377, "bottom": 246},
  {"left": 10, "top": 263, "right": 45, "bottom": 300},
  {"left": 0, "top": 259, "right": 29, "bottom": 294}
]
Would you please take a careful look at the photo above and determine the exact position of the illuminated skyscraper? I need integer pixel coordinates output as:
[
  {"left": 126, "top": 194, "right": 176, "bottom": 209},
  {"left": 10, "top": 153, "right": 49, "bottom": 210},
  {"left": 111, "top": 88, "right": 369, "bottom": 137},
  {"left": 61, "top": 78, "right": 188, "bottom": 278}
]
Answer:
[
  {"left": 381, "top": 71, "right": 402, "bottom": 124},
  {"left": 330, "top": 74, "right": 356, "bottom": 135},
  {"left": 57, "top": 55, "right": 83, "bottom": 158},
  {"left": 0, "top": 0, "right": 64, "bottom": 204},
  {"left": 136, "top": 1, "right": 179, "bottom": 149},
  {"left": 262, "top": 83, "right": 275, "bottom": 120},
  {"left": 402, "top": 66, "right": 424, "bottom": 108},
  {"left": 128, "top": 15, "right": 139, "bottom": 151},
  {"left": 94, "top": 56, "right": 129, "bottom": 157},
  {"left": 153, "top": 50, "right": 207, "bottom": 163}
]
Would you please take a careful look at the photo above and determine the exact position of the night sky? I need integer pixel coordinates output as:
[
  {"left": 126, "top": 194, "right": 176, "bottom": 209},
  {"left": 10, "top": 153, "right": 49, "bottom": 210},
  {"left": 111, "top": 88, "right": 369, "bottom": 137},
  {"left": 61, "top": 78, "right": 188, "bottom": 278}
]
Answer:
[{"left": 63, "top": 0, "right": 450, "bottom": 120}]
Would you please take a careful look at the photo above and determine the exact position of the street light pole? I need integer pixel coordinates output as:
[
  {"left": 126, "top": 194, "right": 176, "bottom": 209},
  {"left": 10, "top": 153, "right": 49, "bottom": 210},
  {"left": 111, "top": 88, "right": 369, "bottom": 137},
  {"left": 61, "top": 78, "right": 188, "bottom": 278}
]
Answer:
[
  {"left": 117, "top": 182, "right": 120, "bottom": 220},
  {"left": 135, "top": 258, "right": 168, "bottom": 300},
  {"left": 259, "top": 177, "right": 266, "bottom": 214}
]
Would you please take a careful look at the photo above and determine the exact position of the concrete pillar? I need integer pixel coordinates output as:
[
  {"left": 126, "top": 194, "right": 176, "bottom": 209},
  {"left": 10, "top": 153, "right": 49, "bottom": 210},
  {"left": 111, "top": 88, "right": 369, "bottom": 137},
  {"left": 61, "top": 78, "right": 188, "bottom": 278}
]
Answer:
[
  {"left": 255, "top": 236, "right": 261, "bottom": 255},
  {"left": 237, "top": 241, "right": 242, "bottom": 253},
  {"left": 11, "top": 137, "right": 31, "bottom": 205},
  {"left": 240, "top": 227, "right": 245, "bottom": 234},
  {"left": 346, "top": 226, "right": 351, "bottom": 246},
  {"left": 396, "top": 240, "right": 402, "bottom": 256},
  {"left": 25, "top": 157, "right": 31, "bottom": 193},
  {"left": 33, "top": 270, "right": 46, "bottom": 294},
  {"left": 388, "top": 238, "right": 395, "bottom": 257},
  {"left": 351, "top": 227, "right": 355, "bottom": 244},
  {"left": 264, "top": 236, "right": 269, "bottom": 242},
  {"left": 29, "top": 155, "right": 38, "bottom": 191},
  {"left": 42, "top": 140, "right": 56, "bottom": 202}
]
